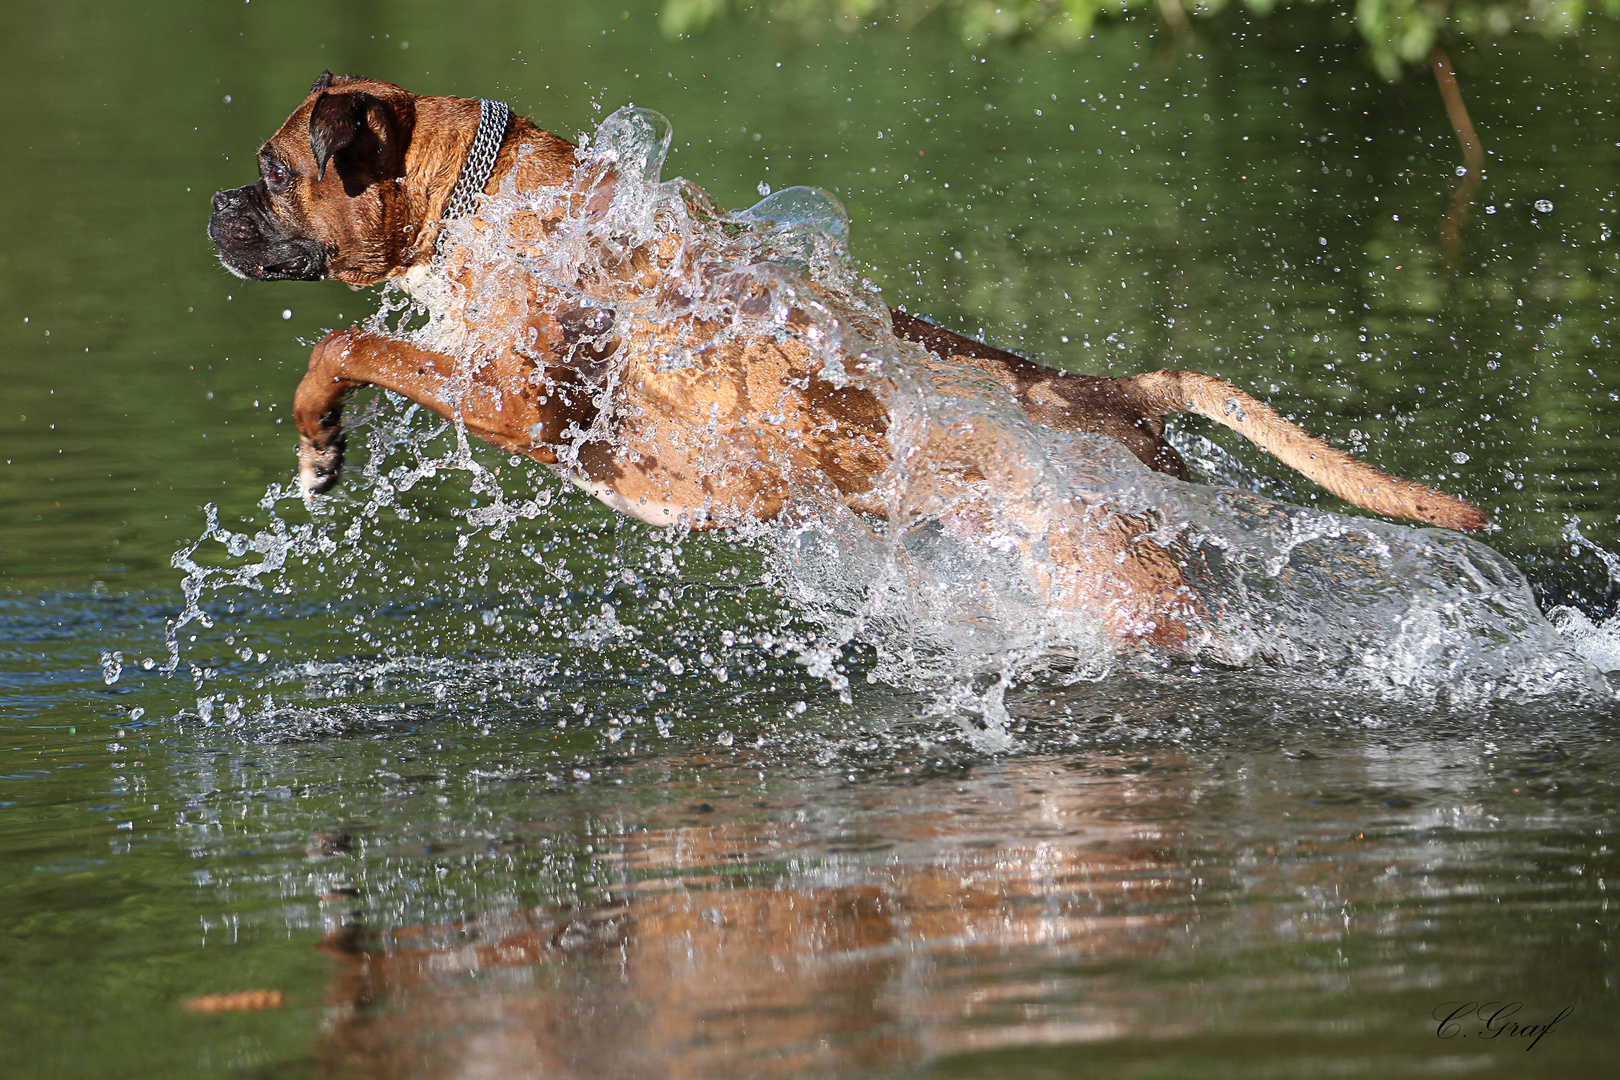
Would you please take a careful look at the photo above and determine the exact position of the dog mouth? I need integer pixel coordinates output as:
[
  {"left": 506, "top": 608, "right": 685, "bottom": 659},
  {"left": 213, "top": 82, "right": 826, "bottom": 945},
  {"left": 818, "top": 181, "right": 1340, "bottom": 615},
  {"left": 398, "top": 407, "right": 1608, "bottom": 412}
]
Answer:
[
  {"left": 208, "top": 184, "right": 327, "bottom": 282},
  {"left": 213, "top": 245, "right": 326, "bottom": 281}
]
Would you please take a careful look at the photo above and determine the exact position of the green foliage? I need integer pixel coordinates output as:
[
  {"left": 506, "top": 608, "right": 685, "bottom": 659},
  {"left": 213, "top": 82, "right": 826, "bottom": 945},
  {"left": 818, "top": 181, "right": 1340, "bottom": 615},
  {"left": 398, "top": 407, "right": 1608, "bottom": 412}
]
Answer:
[{"left": 660, "top": 0, "right": 1620, "bottom": 78}]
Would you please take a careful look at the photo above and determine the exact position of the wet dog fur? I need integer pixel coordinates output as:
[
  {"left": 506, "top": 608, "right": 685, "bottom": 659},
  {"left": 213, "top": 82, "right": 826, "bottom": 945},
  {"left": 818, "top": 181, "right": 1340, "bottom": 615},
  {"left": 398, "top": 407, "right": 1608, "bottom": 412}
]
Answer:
[{"left": 208, "top": 74, "right": 1488, "bottom": 648}]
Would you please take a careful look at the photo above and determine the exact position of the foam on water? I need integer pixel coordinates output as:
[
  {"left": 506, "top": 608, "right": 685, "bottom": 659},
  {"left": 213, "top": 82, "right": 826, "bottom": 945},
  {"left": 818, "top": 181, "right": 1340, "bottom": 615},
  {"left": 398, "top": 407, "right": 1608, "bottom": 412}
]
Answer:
[{"left": 164, "top": 107, "right": 1615, "bottom": 737}]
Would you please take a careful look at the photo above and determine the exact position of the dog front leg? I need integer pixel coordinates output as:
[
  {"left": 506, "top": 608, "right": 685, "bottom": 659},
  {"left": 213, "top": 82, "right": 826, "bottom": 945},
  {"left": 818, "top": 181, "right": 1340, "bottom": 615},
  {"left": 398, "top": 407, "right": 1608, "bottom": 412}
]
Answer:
[
  {"left": 293, "top": 329, "right": 463, "bottom": 494},
  {"left": 293, "top": 325, "right": 581, "bottom": 494}
]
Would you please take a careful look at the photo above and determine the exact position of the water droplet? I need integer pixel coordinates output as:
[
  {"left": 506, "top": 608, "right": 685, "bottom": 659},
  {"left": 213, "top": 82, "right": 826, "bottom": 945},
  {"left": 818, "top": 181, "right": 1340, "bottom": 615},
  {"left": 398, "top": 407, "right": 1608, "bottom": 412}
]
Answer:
[
  {"left": 281, "top": 309, "right": 293, "bottom": 320},
  {"left": 1451, "top": 452, "right": 1470, "bottom": 465},
  {"left": 1534, "top": 199, "right": 1554, "bottom": 213}
]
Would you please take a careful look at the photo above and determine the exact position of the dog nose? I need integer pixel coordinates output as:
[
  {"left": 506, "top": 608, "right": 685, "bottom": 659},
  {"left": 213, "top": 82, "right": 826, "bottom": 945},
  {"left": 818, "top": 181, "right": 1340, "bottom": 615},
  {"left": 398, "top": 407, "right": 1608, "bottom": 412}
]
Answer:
[{"left": 211, "top": 188, "right": 242, "bottom": 213}]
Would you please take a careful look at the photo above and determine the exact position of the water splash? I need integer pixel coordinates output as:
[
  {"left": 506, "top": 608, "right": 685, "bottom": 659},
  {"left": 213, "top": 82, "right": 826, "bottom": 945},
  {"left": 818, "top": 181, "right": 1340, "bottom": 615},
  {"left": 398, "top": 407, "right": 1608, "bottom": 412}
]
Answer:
[
  {"left": 1545, "top": 517, "right": 1620, "bottom": 674},
  {"left": 162, "top": 106, "right": 1612, "bottom": 743}
]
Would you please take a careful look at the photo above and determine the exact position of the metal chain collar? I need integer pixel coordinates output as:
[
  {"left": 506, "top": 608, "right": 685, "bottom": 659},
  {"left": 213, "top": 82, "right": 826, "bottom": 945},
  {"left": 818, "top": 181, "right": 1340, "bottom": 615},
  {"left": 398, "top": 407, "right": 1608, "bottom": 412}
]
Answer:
[{"left": 440, "top": 98, "right": 511, "bottom": 228}]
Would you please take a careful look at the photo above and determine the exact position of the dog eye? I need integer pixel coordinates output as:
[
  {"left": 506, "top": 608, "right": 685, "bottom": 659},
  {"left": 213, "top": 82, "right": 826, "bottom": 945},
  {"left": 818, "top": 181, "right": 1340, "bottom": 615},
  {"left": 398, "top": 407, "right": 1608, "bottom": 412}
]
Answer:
[{"left": 262, "top": 160, "right": 291, "bottom": 191}]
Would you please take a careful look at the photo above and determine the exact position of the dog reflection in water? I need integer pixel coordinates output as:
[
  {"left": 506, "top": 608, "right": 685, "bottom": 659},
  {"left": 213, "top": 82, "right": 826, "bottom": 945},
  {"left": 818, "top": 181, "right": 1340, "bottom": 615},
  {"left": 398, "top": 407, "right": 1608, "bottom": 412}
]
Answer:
[
  {"left": 208, "top": 74, "right": 1486, "bottom": 651},
  {"left": 311, "top": 763, "right": 1186, "bottom": 1077}
]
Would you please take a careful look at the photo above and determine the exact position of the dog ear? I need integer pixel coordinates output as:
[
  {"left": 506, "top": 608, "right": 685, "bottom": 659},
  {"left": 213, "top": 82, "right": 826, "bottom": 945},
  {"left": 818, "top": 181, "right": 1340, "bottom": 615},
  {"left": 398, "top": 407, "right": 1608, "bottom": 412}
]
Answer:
[
  {"left": 310, "top": 71, "right": 360, "bottom": 95},
  {"left": 308, "top": 91, "right": 399, "bottom": 186}
]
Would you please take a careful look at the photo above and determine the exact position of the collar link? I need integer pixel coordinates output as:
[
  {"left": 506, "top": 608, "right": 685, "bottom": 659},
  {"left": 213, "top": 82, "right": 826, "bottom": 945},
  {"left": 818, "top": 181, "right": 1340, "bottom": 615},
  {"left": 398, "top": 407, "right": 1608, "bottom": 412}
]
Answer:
[{"left": 442, "top": 99, "right": 511, "bottom": 226}]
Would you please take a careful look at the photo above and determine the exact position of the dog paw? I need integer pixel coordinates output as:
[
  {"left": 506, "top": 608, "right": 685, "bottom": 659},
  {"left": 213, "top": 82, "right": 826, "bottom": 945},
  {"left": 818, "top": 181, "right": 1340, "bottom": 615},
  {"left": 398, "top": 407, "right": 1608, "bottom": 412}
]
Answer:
[{"left": 298, "top": 429, "right": 346, "bottom": 495}]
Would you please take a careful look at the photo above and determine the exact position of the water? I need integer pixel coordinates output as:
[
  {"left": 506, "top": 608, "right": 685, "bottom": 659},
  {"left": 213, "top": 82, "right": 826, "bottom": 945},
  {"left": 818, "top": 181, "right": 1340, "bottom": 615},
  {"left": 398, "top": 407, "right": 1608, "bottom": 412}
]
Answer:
[{"left": 3, "top": 4, "right": 1619, "bottom": 1077}]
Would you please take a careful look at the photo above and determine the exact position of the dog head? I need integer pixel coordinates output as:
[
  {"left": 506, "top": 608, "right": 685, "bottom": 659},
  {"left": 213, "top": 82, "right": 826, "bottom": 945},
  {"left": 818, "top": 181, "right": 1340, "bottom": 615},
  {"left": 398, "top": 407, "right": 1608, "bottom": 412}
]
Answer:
[{"left": 208, "top": 72, "right": 424, "bottom": 286}]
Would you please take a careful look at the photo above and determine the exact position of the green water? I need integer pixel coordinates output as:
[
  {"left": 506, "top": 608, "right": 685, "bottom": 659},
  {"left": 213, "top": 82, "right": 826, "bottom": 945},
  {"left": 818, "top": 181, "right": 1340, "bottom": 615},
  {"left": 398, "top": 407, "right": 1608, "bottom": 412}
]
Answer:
[{"left": 3, "top": 2, "right": 1618, "bottom": 1077}]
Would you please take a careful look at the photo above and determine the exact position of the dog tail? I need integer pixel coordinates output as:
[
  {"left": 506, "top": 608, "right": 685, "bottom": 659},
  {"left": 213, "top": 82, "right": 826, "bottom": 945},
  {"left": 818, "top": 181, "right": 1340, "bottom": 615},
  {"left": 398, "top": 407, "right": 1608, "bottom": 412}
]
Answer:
[{"left": 1119, "top": 370, "right": 1489, "bottom": 532}]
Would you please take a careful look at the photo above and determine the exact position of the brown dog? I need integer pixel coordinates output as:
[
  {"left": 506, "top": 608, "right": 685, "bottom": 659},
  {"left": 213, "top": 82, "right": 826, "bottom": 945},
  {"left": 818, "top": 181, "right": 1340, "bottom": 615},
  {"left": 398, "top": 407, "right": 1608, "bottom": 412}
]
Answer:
[{"left": 208, "top": 74, "right": 1486, "bottom": 648}]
